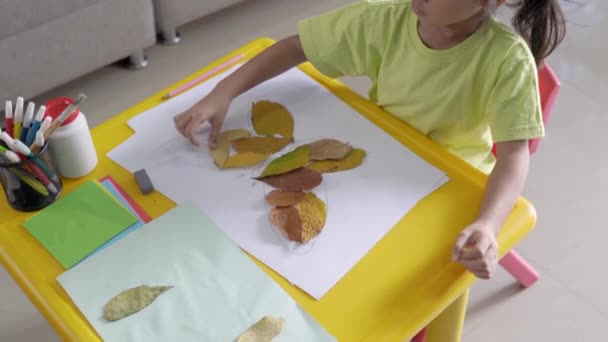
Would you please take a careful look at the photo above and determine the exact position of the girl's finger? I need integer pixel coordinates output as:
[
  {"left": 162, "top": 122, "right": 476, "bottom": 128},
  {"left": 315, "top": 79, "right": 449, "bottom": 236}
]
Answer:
[
  {"left": 186, "top": 116, "right": 207, "bottom": 146},
  {"left": 452, "top": 230, "right": 474, "bottom": 261},
  {"left": 174, "top": 113, "right": 191, "bottom": 136},
  {"left": 208, "top": 116, "right": 224, "bottom": 149},
  {"left": 460, "top": 258, "right": 487, "bottom": 270},
  {"left": 461, "top": 233, "right": 493, "bottom": 260}
]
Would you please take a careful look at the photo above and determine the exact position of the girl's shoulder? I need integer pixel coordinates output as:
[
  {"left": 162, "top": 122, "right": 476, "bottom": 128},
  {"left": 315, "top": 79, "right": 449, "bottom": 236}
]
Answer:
[{"left": 485, "top": 18, "right": 536, "bottom": 66}]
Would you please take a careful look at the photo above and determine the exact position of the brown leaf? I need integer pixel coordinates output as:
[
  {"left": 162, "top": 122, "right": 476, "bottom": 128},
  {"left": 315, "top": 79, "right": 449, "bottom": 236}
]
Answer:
[
  {"left": 269, "top": 206, "right": 303, "bottom": 242},
  {"left": 306, "top": 139, "right": 353, "bottom": 161},
  {"left": 268, "top": 193, "right": 326, "bottom": 244},
  {"left": 308, "top": 148, "right": 366, "bottom": 173},
  {"left": 103, "top": 285, "right": 173, "bottom": 322},
  {"left": 231, "top": 136, "right": 291, "bottom": 155},
  {"left": 251, "top": 101, "right": 294, "bottom": 139},
  {"left": 210, "top": 129, "right": 251, "bottom": 168},
  {"left": 257, "top": 168, "right": 322, "bottom": 192},
  {"left": 265, "top": 190, "right": 305, "bottom": 207},
  {"left": 223, "top": 152, "right": 269, "bottom": 168}
]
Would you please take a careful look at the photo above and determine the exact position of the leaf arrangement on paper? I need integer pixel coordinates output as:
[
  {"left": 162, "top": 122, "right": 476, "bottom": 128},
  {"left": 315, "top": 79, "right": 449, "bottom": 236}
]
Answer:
[
  {"left": 211, "top": 100, "right": 367, "bottom": 245},
  {"left": 210, "top": 101, "right": 294, "bottom": 170}
]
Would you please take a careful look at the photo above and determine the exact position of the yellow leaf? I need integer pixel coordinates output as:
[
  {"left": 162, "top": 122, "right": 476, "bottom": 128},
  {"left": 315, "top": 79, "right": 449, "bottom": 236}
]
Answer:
[
  {"left": 224, "top": 152, "right": 270, "bottom": 168},
  {"left": 296, "top": 193, "right": 327, "bottom": 243},
  {"left": 257, "top": 146, "right": 310, "bottom": 178},
  {"left": 231, "top": 136, "right": 291, "bottom": 155},
  {"left": 308, "top": 148, "right": 366, "bottom": 173},
  {"left": 306, "top": 139, "right": 353, "bottom": 160},
  {"left": 251, "top": 100, "right": 294, "bottom": 139},
  {"left": 103, "top": 285, "right": 173, "bottom": 322},
  {"left": 210, "top": 129, "right": 251, "bottom": 168}
]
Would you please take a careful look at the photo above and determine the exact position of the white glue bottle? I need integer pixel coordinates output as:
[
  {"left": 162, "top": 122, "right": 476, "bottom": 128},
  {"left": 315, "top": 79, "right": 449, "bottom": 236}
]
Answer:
[{"left": 44, "top": 97, "right": 98, "bottom": 178}]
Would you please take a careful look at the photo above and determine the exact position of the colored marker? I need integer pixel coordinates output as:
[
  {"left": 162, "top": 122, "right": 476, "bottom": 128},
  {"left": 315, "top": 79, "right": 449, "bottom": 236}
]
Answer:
[
  {"left": 12, "top": 140, "right": 57, "bottom": 194},
  {"left": 0, "top": 132, "right": 18, "bottom": 153},
  {"left": 39, "top": 116, "right": 52, "bottom": 136},
  {"left": 26, "top": 105, "right": 45, "bottom": 146},
  {"left": 44, "top": 94, "right": 87, "bottom": 140},
  {"left": 31, "top": 131, "right": 45, "bottom": 154},
  {"left": 1, "top": 132, "right": 44, "bottom": 177},
  {"left": 13, "top": 97, "right": 24, "bottom": 141},
  {"left": 3, "top": 151, "right": 49, "bottom": 196},
  {"left": 4, "top": 101, "right": 13, "bottom": 138},
  {"left": 20, "top": 102, "right": 35, "bottom": 143},
  {"left": 0, "top": 153, "right": 20, "bottom": 202}
]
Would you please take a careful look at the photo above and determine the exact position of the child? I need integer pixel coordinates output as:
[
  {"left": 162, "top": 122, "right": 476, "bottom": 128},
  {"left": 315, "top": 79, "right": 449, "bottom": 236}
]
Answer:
[{"left": 174, "top": 0, "right": 566, "bottom": 280}]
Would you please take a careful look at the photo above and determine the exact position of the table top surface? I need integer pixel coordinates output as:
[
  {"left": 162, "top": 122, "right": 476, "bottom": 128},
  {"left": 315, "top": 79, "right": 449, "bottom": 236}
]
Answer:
[{"left": 0, "top": 38, "right": 536, "bottom": 341}]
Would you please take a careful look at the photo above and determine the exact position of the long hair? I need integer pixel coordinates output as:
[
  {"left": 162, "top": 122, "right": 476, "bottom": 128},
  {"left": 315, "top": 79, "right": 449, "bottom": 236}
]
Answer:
[{"left": 509, "top": 0, "right": 567, "bottom": 63}]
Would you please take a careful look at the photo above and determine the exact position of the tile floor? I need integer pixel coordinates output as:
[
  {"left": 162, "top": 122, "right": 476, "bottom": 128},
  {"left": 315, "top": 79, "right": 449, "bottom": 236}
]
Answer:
[{"left": 1, "top": 0, "right": 606, "bottom": 341}]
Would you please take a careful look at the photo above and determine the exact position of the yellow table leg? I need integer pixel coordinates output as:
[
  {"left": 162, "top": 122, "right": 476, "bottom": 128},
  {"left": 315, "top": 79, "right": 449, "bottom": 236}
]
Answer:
[{"left": 426, "top": 289, "right": 470, "bottom": 342}]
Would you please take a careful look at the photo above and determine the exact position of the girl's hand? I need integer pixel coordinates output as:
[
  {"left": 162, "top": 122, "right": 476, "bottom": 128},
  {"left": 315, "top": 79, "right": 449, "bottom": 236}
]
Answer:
[
  {"left": 173, "top": 90, "right": 231, "bottom": 148},
  {"left": 452, "top": 222, "right": 499, "bottom": 279}
]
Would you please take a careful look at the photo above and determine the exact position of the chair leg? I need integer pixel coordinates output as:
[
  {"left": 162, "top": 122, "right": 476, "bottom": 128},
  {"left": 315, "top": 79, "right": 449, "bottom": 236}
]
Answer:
[
  {"left": 126, "top": 50, "right": 149, "bottom": 70},
  {"left": 412, "top": 328, "right": 427, "bottom": 342},
  {"left": 499, "top": 249, "right": 540, "bottom": 288}
]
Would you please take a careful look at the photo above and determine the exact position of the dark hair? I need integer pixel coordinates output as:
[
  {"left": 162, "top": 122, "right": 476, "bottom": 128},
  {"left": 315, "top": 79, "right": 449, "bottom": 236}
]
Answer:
[{"left": 509, "top": 0, "right": 567, "bottom": 64}]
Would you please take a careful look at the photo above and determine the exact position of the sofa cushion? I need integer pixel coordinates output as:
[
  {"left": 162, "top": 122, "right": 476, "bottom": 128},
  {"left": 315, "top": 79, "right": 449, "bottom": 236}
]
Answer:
[{"left": 0, "top": 0, "right": 102, "bottom": 39}]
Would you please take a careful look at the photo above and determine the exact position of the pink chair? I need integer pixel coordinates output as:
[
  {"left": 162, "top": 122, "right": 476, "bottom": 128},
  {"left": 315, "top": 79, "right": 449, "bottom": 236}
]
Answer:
[{"left": 412, "top": 63, "right": 561, "bottom": 342}]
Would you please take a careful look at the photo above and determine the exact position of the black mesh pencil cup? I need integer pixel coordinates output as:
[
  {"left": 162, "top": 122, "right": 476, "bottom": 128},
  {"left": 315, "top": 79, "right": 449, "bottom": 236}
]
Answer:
[{"left": 0, "top": 143, "right": 62, "bottom": 212}]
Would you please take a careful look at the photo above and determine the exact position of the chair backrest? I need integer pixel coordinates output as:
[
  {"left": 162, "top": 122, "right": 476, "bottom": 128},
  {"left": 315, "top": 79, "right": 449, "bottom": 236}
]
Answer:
[{"left": 492, "top": 62, "right": 561, "bottom": 156}]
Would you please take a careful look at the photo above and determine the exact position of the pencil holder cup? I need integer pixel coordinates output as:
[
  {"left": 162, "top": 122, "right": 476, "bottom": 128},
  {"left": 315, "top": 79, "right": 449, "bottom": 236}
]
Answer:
[{"left": 0, "top": 143, "right": 62, "bottom": 212}]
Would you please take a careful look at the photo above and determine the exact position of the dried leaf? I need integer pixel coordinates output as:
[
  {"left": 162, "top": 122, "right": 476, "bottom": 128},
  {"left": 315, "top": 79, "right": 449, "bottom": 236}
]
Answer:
[
  {"left": 237, "top": 316, "right": 285, "bottom": 342},
  {"left": 269, "top": 193, "right": 326, "bottom": 244},
  {"left": 257, "top": 146, "right": 310, "bottom": 178},
  {"left": 296, "top": 193, "right": 327, "bottom": 243},
  {"left": 103, "top": 285, "right": 173, "bottom": 322},
  {"left": 265, "top": 190, "right": 305, "bottom": 207},
  {"left": 257, "top": 168, "right": 322, "bottom": 192},
  {"left": 210, "top": 129, "right": 251, "bottom": 168},
  {"left": 224, "top": 152, "right": 269, "bottom": 168},
  {"left": 231, "top": 136, "right": 291, "bottom": 155},
  {"left": 306, "top": 139, "right": 353, "bottom": 160},
  {"left": 308, "top": 148, "right": 367, "bottom": 173},
  {"left": 269, "top": 206, "right": 303, "bottom": 243},
  {"left": 251, "top": 101, "right": 294, "bottom": 139}
]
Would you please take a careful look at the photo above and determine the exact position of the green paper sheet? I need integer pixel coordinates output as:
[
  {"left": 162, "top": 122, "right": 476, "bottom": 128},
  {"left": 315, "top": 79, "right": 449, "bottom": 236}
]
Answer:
[{"left": 23, "top": 180, "right": 138, "bottom": 269}]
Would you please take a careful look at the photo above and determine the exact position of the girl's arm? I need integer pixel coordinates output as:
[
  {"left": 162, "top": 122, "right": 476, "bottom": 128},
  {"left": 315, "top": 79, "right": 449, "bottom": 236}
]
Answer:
[
  {"left": 174, "top": 35, "right": 307, "bottom": 147},
  {"left": 452, "top": 140, "right": 530, "bottom": 279}
]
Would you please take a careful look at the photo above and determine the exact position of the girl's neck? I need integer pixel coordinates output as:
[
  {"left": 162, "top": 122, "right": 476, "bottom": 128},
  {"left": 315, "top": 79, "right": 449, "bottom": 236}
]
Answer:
[{"left": 417, "top": 12, "right": 486, "bottom": 50}]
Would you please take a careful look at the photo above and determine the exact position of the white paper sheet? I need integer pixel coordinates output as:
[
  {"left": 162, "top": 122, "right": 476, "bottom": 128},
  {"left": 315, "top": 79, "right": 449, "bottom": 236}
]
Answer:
[
  {"left": 58, "top": 203, "right": 336, "bottom": 342},
  {"left": 107, "top": 68, "right": 448, "bottom": 299}
]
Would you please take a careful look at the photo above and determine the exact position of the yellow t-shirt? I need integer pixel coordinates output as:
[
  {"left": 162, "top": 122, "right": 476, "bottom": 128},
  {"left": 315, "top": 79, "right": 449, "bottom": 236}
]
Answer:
[{"left": 298, "top": 0, "right": 544, "bottom": 173}]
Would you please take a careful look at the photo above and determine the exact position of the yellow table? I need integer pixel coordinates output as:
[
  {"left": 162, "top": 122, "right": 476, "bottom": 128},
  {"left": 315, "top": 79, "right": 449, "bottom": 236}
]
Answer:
[{"left": 0, "top": 38, "right": 537, "bottom": 341}]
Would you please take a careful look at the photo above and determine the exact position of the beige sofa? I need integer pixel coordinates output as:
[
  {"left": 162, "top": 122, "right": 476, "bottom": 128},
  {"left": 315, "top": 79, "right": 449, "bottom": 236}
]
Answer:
[
  {"left": 0, "top": 0, "right": 157, "bottom": 102},
  {"left": 0, "top": 0, "right": 246, "bottom": 107},
  {"left": 153, "top": 0, "right": 244, "bottom": 44}
]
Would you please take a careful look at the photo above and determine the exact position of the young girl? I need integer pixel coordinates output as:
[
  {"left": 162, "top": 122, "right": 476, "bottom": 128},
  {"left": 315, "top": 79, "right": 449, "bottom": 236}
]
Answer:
[{"left": 174, "top": 0, "right": 566, "bottom": 280}]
